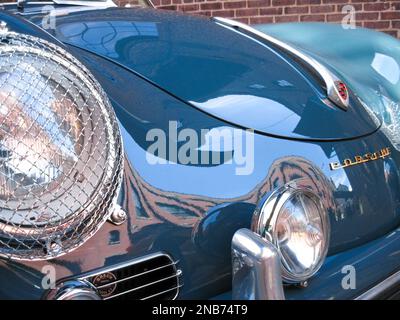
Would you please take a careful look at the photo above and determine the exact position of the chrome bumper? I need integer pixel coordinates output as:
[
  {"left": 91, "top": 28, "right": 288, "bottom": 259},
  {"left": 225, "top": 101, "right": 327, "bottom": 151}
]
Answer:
[
  {"left": 231, "top": 228, "right": 285, "bottom": 300},
  {"left": 355, "top": 269, "right": 400, "bottom": 300}
]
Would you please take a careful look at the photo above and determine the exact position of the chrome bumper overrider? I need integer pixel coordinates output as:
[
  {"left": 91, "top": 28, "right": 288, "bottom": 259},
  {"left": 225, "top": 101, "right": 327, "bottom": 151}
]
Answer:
[
  {"left": 231, "top": 228, "right": 285, "bottom": 300},
  {"left": 232, "top": 228, "right": 400, "bottom": 300}
]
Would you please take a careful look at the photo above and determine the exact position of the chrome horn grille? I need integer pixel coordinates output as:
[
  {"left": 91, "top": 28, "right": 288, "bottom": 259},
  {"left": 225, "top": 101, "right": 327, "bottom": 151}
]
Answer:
[{"left": 0, "top": 32, "right": 123, "bottom": 260}]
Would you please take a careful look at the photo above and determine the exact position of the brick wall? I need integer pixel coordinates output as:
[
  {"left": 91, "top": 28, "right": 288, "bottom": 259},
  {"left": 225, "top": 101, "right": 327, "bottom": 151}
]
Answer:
[
  {"left": 1, "top": 0, "right": 399, "bottom": 37},
  {"left": 117, "top": 0, "right": 400, "bottom": 38}
]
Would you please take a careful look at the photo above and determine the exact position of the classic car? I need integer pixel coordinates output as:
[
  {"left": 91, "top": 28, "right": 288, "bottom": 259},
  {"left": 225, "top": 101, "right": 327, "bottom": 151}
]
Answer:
[{"left": 0, "top": 0, "right": 400, "bottom": 300}]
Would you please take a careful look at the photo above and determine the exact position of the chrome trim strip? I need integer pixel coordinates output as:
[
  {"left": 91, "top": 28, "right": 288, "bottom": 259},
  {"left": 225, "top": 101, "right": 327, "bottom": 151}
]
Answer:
[
  {"left": 103, "top": 270, "right": 182, "bottom": 300},
  {"left": 95, "top": 262, "right": 178, "bottom": 289},
  {"left": 141, "top": 284, "right": 183, "bottom": 300},
  {"left": 77, "top": 252, "right": 176, "bottom": 280},
  {"left": 232, "top": 228, "right": 285, "bottom": 300},
  {"left": 355, "top": 269, "right": 400, "bottom": 300},
  {"left": 213, "top": 17, "right": 350, "bottom": 110},
  {"left": 146, "top": 0, "right": 155, "bottom": 8}
]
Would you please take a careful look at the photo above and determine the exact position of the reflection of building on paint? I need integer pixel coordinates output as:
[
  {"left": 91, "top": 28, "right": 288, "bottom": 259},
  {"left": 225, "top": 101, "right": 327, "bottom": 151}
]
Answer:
[
  {"left": 58, "top": 21, "right": 159, "bottom": 58},
  {"left": 123, "top": 155, "right": 337, "bottom": 230},
  {"left": 121, "top": 158, "right": 218, "bottom": 229},
  {"left": 26, "top": 154, "right": 343, "bottom": 278}
]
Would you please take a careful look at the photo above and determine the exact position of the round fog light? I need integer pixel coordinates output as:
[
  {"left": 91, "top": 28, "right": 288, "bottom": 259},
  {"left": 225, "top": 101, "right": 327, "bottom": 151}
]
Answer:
[{"left": 252, "top": 185, "right": 330, "bottom": 283}]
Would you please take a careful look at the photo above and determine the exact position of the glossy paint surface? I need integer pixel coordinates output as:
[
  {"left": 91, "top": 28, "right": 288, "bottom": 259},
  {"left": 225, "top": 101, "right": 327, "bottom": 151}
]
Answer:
[
  {"left": 1, "top": 10, "right": 400, "bottom": 300},
  {"left": 255, "top": 23, "right": 400, "bottom": 129},
  {"left": 29, "top": 7, "right": 380, "bottom": 141}
]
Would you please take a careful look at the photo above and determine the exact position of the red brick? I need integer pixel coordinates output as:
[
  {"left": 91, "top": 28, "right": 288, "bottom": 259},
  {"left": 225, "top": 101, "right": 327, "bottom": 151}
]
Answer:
[
  {"left": 200, "top": 2, "right": 222, "bottom": 9},
  {"left": 223, "top": 1, "right": 247, "bottom": 9},
  {"left": 158, "top": 5, "right": 178, "bottom": 10},
  {"left": 322, "top": 0, "right": 348, "bottom": 3},
  {"left": 179, "top": 3, "right": 200, "bottom": 11},
  {"left": 381, "top": 12, "right": 400, "bottom": 20},
  {"left": 357, "top": 12, "right": 379, "bottom": 20},
  {"left": 363, "top": 2, "right": 390, "bottom": 11},
  {"left": 297, "top": 0, "right": 321, "bottom": 4},
  {"left": 382, "top": 30, "right": 398, "bottom": 38},
  {"left": 234, "top": 17, "right": 250, "bottom": 23},
  {"left": 310, "top": 4, "right": 334, "bottom": 12},
  {"left": 393, "top": 20, "right": 400, "bottom": 28},
  {"left": 285, "top": 6, "right": 309, "bottom": 13},
  {"left": 161, "top": 0, "right": 172, "bottom": 5},
  {"left": 337, "top": 3, "right": 362, "bottom": 10},
  {"left": 326, "top": 13, "right": 345, "bottom": 21},
  {"left": 363, "top": 21, "right": 391, "bottom": 28},
  {"left": 275, "top": 15, "right": 300, "bottom": 22},
  {"left": 200, "top": 10, "right": 213, "bottom": 16},
  {"left": 260, "top": 7, "right": 283, "bottom": 14},
  {"left": 272, "top": 0, "right": 295, "bottom": 5},
  {"left": 172, "top": 0, "right": 182, "bottom": 4},
  {"left": 236, "top": 8, "right": 259, "bottom": 16},
  {"left": 211, "top": 9, "right": 235, "bottom": 16},
  {"left": 248, "top": 0, "right": 271, "bottom": 7},
  {"left": 250, "top": 16, "right": 274, "bottom": 23},
  {"left": 300, "top": 14, "right": 325, "bottom": 21}
]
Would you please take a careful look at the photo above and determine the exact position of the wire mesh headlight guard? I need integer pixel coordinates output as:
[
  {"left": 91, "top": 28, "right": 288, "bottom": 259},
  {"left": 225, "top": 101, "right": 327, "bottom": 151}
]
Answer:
[{"left": 0, "top": 32, "right": 123, "bottom": 261}]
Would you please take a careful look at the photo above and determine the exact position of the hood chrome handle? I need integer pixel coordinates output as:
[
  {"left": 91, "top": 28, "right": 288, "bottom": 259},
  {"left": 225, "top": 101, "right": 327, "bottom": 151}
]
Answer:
[{"left": 213, "top": 17, "right": 350, "bottom": 111}]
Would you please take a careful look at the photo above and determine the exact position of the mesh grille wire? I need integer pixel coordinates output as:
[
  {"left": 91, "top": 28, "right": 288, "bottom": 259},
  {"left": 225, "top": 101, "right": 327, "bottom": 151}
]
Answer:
[{"left": 0, "top": 32, "right": 123, "bottom": 260}]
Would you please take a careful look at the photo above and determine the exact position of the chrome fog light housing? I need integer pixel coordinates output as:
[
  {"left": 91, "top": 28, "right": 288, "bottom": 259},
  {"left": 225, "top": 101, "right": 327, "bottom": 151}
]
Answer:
[
  {"left": 252, "top": 184, "right": 330, "bottom": 283},
  {"left": 0, "top": 32, "right": 123, "bottom": 260}
]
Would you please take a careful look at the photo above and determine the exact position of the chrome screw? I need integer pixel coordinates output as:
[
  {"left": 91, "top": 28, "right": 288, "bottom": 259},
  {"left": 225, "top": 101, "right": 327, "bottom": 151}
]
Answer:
[
  {"left": 46, "top": 239, "right": 62, "bottom": 256},
  {"left": 109, "top": 204, "right": 127, "bottom": 226}
]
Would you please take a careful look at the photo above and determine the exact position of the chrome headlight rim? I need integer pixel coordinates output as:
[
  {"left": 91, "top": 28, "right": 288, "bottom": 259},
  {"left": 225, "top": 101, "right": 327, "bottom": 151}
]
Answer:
[
  {"left": 0, "top": 32, "right": 124, "bottom": 261},
  {"left": 252, "top": 182, "right": 330, "bottom": 284}
]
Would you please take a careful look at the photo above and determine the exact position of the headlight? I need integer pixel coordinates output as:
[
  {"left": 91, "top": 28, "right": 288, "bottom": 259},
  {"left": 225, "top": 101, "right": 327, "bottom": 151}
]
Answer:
[
  {"left": 0, "top": 33, "right": 123, "bottom": 260},
  {"left": 252, "top": 184, "right": 330, "bottom": 283},
  {"left": 379, "top": 98, "right": 400, "bottom": 151}
]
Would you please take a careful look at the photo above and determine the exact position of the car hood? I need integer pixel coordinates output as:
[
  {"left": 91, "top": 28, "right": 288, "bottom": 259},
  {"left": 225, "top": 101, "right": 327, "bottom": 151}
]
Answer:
[
  {"left": 255, "top": 22, "right": 400, "bottom": 125},
  {"left": 28, "top": 8, "right": 380, "bottom": 141}
]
